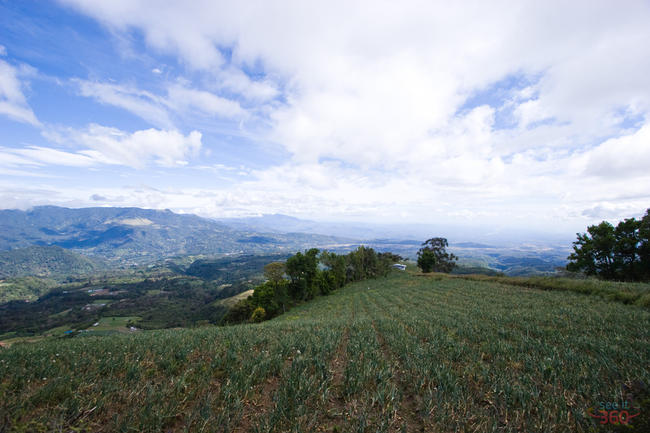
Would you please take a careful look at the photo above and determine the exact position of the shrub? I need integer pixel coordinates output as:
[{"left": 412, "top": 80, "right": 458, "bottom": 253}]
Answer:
[
  {"left": 222, "top": 299, "right": 253, "bottom": 324},
  {"left": 250, "top": 307, "right": 266, "bottom": 323}
]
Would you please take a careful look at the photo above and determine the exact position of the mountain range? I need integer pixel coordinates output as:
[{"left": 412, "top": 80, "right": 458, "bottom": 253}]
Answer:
[
  {"left": 0, "top": 206, "right": 351, "bottom": 265},
  {"left": 0, "top": 206, "right": 571, "bottom": 279}
]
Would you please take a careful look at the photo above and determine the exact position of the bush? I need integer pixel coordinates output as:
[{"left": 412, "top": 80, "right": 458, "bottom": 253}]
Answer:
[
  {"left": 221, "top": 299, "right": 253, "bottom": 324},
  {"left": 250, "top": 307, "right": 266, "bottom": 323},
  {"left": 251, "top": 282, "right": 280, "bottom": 317}
]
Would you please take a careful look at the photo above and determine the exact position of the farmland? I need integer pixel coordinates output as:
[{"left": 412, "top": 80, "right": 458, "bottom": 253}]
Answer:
[{"left": 1, "top": 271, "right": 649, "bottom": 432}]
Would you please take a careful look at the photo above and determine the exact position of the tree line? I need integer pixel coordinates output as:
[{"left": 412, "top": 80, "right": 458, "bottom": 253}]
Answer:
[
  {"left": 223, "top": 246, "right": 402, "bottom": 323},
  {"left": 567, "top": 209, "right": 650, "bottom": 281}
]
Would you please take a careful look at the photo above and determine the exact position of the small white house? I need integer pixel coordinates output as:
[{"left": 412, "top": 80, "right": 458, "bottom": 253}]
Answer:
[{"left": 392, "top": 264, "right": 407, "bottom": 271}]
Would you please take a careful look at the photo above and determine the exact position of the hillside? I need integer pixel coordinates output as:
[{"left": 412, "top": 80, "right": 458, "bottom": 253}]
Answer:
[
  {"left": 0, "top": 245, "right": 103, "bottom": 279},
  {"left": 0, "top": 206, "right": 349, "bottom": 264},
  {"left": 1, "top": 271, "right": 648, "bottom": 432},
  {"left": 0, "top": 253, "right": 292, "bottom": 336}
]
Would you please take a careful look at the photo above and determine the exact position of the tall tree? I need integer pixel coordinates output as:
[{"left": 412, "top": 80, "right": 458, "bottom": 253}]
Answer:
[
  {"left": 417, "top": 237, "right": 457, "bottom": 273},
  {"left": 264, "top": 262, "right": 285, "bottom": 285},
  {"left": 319, "top": 251, "right": 347, "bottom": 288},
  {"left": 263, "top": 261, "right": 289, "bottom": 313},
  {"left": 567, "top": 209, "right": 650, "bottom": 281},
  {"left": 285, "top": 248, "right": 319, "bottom": 300},
  {"left": 639, "top": 209, "right": 650, "bottom": 280}
]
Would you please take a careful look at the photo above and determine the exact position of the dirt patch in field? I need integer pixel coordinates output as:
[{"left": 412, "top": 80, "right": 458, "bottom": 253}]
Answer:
[
  {"left": 234, "top": 376, "right": 280, "bottom": 433},
  {"left": 233, "top": 357, "right": 293, "bottom": 433}
]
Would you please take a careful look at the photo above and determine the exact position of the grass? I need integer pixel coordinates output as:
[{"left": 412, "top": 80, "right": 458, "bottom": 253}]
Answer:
[
  {"left": 215, "top": 289, "right": 254, "bottom": 308},
  {"left": 1, "top": 271, "right": 648, "bottom": 432},
  {"left": 48, "top": 308, "right": 71, "bottom": 319},
  {"left": 87, "top": 316, "right": 140, "bottom": 333},
  {"left": 43, "top": 325, "right": 72, "bottom": 337},
  {"left": 443, "top": 273, "right": 650, "bottom": 306}
]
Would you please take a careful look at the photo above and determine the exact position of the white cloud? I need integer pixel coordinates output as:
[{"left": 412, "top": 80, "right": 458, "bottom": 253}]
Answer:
[
  {"left": 75, "top": 80, "right": 173, "bottom": 128},
  {"left": 61, "top": 1, "right": 650, "bottom": 150},
  {"left": 72, "top": 124, "right": 203, "bottom": 168},
  {"left": 7, "top": 146, "right": 98, "bottom": 167},
  {"left": 166, "top": 84, "right": 245, "bottom": 118},
  {"left": 573, "top": 123, "right": 650, "bottom": 178},
  {"left": 74, "top": 79, "right": 246, "bottom": 126},
  {"left": 3, "top": 126, "right": 202, "bottom": 169},
  {"left": 0, "top": 60, "right": 40, "bottom": 126},
  {"left": 217, "top": 67, "right": 279, "bottom": 102},
  {"left": 38, "top": 1, "right": 650, "bottom": 229}
]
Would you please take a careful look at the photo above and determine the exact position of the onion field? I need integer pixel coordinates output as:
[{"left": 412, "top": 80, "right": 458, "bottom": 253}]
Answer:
[{"left": 1, "top": 272, "right": 649, "bottom": 432}]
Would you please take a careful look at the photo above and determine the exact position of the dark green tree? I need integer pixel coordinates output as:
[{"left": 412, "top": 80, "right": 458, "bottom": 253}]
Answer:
[
  {"left": 417, "top": 237, "right": 457, "bottom": 273},
  {"left": 251, "top": 282, "right": 280, "bottom": 317},
  {"left": 347, "top": 246, "right": 381, "bottom": 281},
  {"left": 567, "top": 221, "right": 617, "bottom": 279},
  {"left": 614, "top": 218, "right": 640, "bottom": 277},
  {"left": 639, "top": 209, "right": 650, "bottom": 280},
  {"left": 222, "top": 298, "right": 254, "bottom": 324},
  {"left": 263, "top": 261, "right": 289, "bottom": 313},
  {"left": 319, "top": 251, "right": 347, "bottom": 288},
  {"left": 285, "top": 248, "right": 319, "bottom": 300},
  {"left": 417, "top": 249, "right": 436, "bottom": 273},
  {"left": 567, "top": 209, "right": 650, "bottom": 281}
]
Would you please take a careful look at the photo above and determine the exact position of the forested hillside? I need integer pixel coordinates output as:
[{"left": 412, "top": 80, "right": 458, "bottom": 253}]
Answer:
[{"left": 0, "top": 246, "right": 102, "bottom": 279}]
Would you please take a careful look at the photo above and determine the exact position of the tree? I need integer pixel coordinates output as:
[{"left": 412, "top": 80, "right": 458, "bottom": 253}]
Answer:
[
  {"left": 263, "top": 261, "right": 289, "bottom": 313},
  {"left": 567, "top": 209, "right": 650, "bottom": 281},
  {"left": 222, "top": 298, "right": 254, "bottom": 324},
  {"left": 638, "top": 209, "right": 650, "bottom": 280},
  {"left": 417, "top": 237, "right": 457, "bottom": 273},
  {"left": 417, "top": 249, "right": 437, "bottom": 273},
  {"left": 251, "top": 282, "right": 280, "bottom": 317},
  {"left": 347, "top": 246, "right": 381, "bottom": 281},
  {"left": 286, "top": 248, "right": 319, "bottom": 300},
  {"left": 567, "top": 221, "right": 617, "bottom": 279},
  {"left": 614, "top": 218, "right": 640, "bottom": 277},
  {"left": 319, "top": 251, "right": 346, "bottom": 288},
  {"left": 264, "top": 262, "right": 285, "bottom": 284}
]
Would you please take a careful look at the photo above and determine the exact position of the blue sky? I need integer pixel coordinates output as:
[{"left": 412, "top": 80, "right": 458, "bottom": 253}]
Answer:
[{"left": 1, "top": 0, "right": 649, "bottom": 236}]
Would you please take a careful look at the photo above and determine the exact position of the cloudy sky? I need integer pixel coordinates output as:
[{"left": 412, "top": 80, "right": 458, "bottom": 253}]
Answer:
[{"left": 1, "top": 0, "right": 649, "bottom": 235}]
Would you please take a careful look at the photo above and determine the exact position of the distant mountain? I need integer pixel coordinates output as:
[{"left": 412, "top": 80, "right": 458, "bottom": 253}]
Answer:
[
  {"left": 216, "top": 214, "right": 573, "bottom": 246},
  {"left": 0, "top": 246, "right": 102, "bottom": 279},
  {"left": 451, "top": 242, "right": 496, "bottom": 249},
  {"left": 0, "top": 206, "right": 350, "bottom": 263},
  {"left": 215, "top": 214, "right": 378, "bottom": 239}
]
